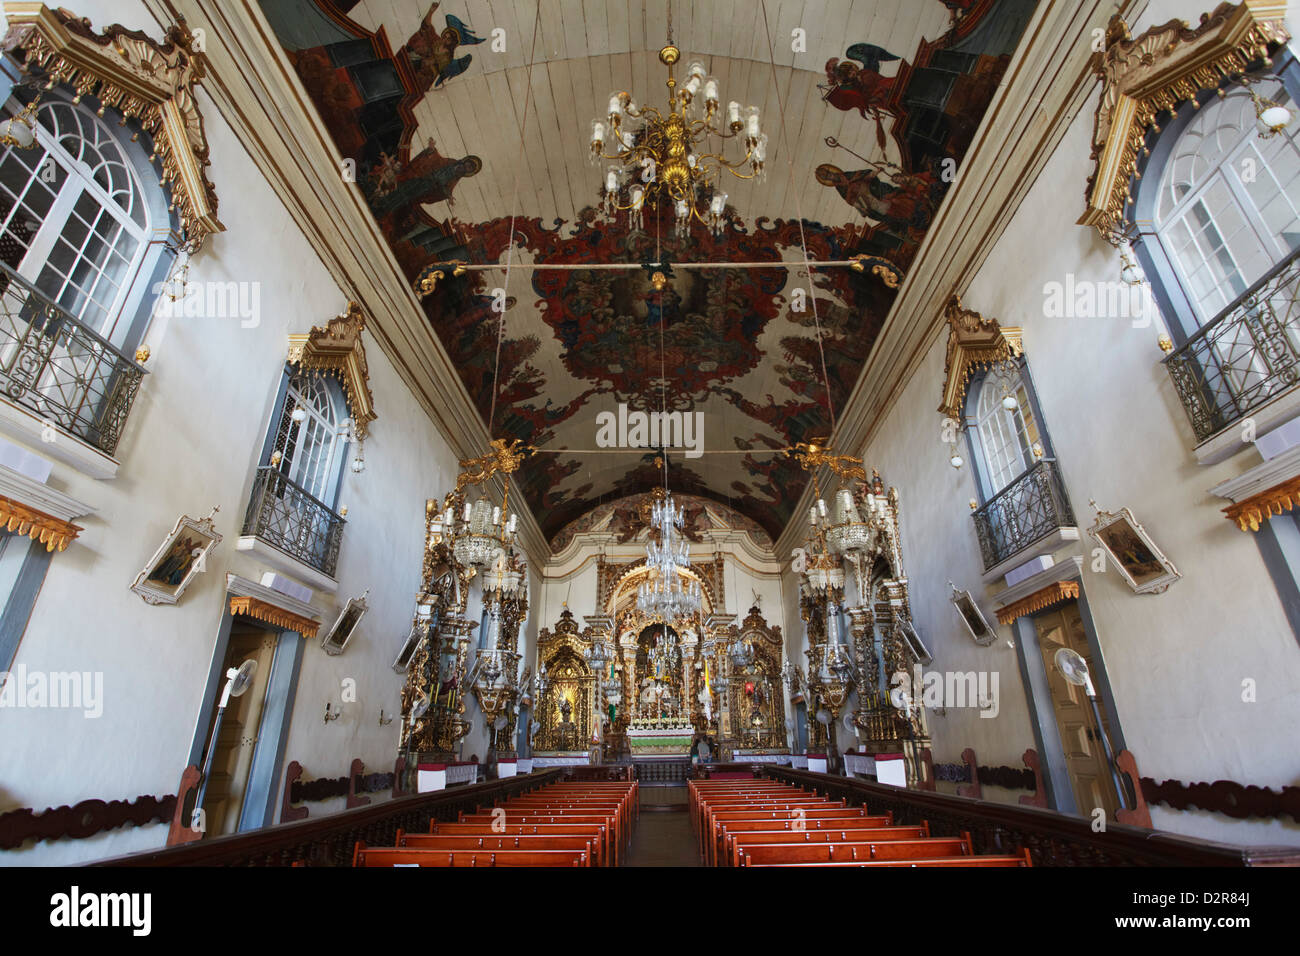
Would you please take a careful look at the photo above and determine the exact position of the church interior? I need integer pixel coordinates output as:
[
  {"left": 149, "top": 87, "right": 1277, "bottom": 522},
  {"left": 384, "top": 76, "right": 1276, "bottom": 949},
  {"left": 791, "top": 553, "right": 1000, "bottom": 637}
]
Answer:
[{"left": 1, "top": 0, "right": 1299, "bottom": 900}]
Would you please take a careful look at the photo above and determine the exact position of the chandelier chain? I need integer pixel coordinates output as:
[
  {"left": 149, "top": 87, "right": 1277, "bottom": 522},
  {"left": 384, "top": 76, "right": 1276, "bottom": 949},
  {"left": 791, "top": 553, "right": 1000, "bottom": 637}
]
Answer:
[
  {"left": 488, "top": 0, "right": 543, "bottom": 440},
  {"left": 760, "top": 0, "right": 836, "bottom": 437}
]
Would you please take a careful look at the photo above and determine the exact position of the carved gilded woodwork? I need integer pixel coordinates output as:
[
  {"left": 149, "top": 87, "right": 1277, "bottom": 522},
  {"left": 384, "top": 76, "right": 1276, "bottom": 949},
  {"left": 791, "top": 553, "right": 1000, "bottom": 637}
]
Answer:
[
  {"left": 936, "top": 294, "right": 1024, "bottom": 419},
  {"left": 2, "top": 4, "right": 224, "bottom": 248},
  {"left": 454, "top": 438, "right": 534, "bottom": 493},
  {"left": 286, "top": 302, "right": 377, "bottom": 439},
  {"left": 995, "top": 580, "right": 1081, "bottom": 625},
  {"left": 228, "top": 595, "right": 320, "bottom": 639},
  {"left": 0, "top": 495, "right": 81, "bottom": 551},
  {"left": 1079, "top": 2, "right": 1290, "bottom": 241},
  {"left": 1222, "top": 474, "right": 1300, "bottom": 531}
]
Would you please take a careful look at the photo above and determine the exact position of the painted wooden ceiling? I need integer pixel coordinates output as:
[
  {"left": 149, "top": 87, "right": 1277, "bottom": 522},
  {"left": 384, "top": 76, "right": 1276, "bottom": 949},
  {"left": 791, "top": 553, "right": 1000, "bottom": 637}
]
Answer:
[{"left": 258, "top": 0, "right": 1036, "bottom": 545}]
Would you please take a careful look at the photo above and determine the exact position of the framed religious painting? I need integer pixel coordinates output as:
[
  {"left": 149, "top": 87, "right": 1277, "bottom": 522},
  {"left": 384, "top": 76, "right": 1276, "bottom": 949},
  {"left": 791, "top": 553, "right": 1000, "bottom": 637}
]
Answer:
[
  {"left": 130, "top": 508, "right": 222, "bottom": 606},
  {"left": 392, "top": 621, "right": 425, "bottom": 673},
  {"left": 322, "top": 590, "right": 369, "bottom": 656},
  {"left": 949, "top": 583, "right": 996, "bottom": 646},
  {"left": 898, "top": 619, "right": 933, "bottom": 665},
  {"left": 1088, "top": 504, "right": 1181, "bottom": 595}
]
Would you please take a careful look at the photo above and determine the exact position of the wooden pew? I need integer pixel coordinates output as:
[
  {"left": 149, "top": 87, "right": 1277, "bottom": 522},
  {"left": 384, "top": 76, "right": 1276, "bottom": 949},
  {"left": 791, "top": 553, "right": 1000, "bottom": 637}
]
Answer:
[
  {"left": 457, "top": 813, "right": 622, "bottom": 864},
  {"left": 392, "top": 833, "right": 597, "bottom": 857},
  {"left": 425, "top": 821, "right": 611, "bottom": 865},
  {"left": 724, "top": 824, "right": 930, "bottom": 867},
  {"left": 352, "top": 842, "right": 589, "bottom": 867},
  {"left": 495, "top": 800, "right": 629, "bottom": 847},
  {"left": 746, "top": 849, "right": 1034, "bottom": 868},
  {"left": 737, "top": 834, "right": 973, "bottom": 867},
  {"left": 705, "top": 808, "right": 885, "bottom": 865},
  {"left": 695, "top": 799, "right": 846, "bottom": 851}
]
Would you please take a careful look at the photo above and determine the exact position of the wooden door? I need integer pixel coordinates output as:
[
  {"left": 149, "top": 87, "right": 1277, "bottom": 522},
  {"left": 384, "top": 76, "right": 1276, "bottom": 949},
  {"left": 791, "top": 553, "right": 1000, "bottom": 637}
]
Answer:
[
  {"left": 1034, "top": 602, "right": 1121, "bottom": 819},
  {"left": 200, "top": 623, "right": 276, "bottom": 835}
]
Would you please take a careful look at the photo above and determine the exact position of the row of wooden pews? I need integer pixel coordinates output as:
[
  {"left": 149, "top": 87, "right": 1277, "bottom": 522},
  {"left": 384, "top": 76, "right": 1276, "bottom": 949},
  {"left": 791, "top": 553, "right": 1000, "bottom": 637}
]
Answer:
[
  {"left": 352, "top": 779, "right": 638, "bottom": 867},
  {"left": 689, "top": 777, "right": 1033, "bottom": 867}
]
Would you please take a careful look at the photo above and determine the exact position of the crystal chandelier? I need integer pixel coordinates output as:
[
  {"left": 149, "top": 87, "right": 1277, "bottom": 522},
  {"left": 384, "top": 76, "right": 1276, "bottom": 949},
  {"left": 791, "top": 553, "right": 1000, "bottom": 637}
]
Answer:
[
  {"left": 637, "top": 493, "right": 702, "bottom": 619},
  {"left": 431, "top": 440, "right": 532, "bottom": 572},
  {"left": 438, "top": 494, "right": 520, "bottom": 570},
  {"left": 590, "top": 40, "right": 765, "bottom": 237}
]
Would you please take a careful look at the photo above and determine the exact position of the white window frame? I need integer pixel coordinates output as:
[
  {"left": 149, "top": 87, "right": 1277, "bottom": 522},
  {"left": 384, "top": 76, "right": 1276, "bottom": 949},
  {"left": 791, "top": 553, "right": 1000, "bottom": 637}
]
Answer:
[
  {"left": 0, "top": 96, "right": 162, "bottom": 348},
  {"left": 1153, "top": 81, "right": 1300, "bottom": 326}
]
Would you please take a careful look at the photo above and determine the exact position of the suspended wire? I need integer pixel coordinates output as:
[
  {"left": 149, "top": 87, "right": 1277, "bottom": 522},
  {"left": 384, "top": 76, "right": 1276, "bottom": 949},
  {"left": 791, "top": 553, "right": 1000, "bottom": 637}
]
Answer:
[
  {"left": 759, "top": 0, "right": 837, "bottom": 436},
  {"left": 487, "top": 0, "right": 544, "bottom": 440}
]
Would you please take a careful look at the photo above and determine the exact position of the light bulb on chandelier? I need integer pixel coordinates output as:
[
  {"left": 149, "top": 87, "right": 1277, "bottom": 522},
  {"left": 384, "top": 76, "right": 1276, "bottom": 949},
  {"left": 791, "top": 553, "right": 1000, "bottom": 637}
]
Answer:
[{"left": 590, "top": 39, "right": 763, "bottom": 240}]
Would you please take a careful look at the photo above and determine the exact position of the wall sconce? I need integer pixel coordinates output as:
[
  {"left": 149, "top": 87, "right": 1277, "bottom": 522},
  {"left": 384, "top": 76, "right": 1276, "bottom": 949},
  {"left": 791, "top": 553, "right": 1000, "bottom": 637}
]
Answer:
[
  {"left": 378, "top": 708, "right": 393, "bottom": 726},
  {"left": 1250, "top": 86, "right": 1293, "bottom": 138},
  {"left": 323, "top": 702, "right": 341, "bottom": 723},
  {"left": 291, "top": 405, "right": 307, "bottom": 424},
  {"left": 350, "top": 442, "right": 366, "bottom": 474},
  {"left": 1117, "top": 240, "right": 1146, "bottom": 287},
  {"left": 0, "top": 92, "right": 42, "bottom": 150}
]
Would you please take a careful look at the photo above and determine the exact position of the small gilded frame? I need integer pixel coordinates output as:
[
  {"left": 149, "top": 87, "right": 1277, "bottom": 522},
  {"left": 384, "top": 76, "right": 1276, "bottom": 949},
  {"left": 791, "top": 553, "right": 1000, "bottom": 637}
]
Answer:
[
  {"left": 322, "top": 590, "right": 369, "bottom": 655},
  {"left": 131, "top": 508, "right": 222, "bottom": 606},
  {"left": 950, "top": 584, "right": 996, "bottom": 646},
  {"left": 1088, "top": 506, "right": 1180, "bottom": 595}
]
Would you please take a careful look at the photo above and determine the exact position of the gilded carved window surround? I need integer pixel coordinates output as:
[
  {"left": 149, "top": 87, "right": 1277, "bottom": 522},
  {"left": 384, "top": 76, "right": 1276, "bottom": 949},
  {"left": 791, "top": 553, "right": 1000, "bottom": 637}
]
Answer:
[
  {"left": 1078, "top": 1, "right": 1291, "bottom": 242},
  {"left": 995, "top": 580, "right": 1080, "bottom": 626},
  {"left": 1, "top": 3, "right": 224, "bottom": 250},
  {"left": 1222, "top": 474, "right": 1300, "bottom": 531},
  {"left": 0, "top": 495, "right": 81, "bottom": 551},
  {"left": 937, "top": 294, "right": 1024, "bottom": 420},
  {"left": 286, "top": 302, "right": 377, "bottom": 440},
  {"left": 228, "top": 594, "right": 320, "bottom": 639}
]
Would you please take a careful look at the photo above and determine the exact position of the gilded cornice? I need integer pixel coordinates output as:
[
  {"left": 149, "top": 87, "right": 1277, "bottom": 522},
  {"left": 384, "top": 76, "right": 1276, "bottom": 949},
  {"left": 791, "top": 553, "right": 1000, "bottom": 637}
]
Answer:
[
  {"left": 995, "top": 580, "right": 1080, "bottom": 626},
  {"left": 1222, "top": 474, "right": 1300, "bottom": 531},
  {"left": 287, "top": 302, "right": 377, "bottom": 439},
  {"left": 2, "top": 3, "right": 224, "bottom": 249},
  {"left": 1079, "top": 1, "right": 1290, "bottom": 240},
  {"left": 937, "top": 294, "right": 1024, "bottom": 419},
  {"left": 0, "top": 494, "right": 81, "bottom": 551},
  {"left": 229, "top": 595, "right": 319, "bottom": 638}
]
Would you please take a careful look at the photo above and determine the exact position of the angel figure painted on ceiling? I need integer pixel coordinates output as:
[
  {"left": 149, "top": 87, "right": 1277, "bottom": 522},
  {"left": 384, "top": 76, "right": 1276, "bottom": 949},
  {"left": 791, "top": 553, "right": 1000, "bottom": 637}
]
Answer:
[{"left": 400, "top": 2, "right": 486, "bottom": 93}]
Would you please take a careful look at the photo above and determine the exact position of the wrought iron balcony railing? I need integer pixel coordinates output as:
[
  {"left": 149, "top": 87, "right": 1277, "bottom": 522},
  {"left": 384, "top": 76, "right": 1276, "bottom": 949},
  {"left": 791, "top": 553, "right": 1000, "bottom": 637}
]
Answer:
[
  {"left": 0, "top": 262, "right": 146, "bottom": 456},
  {"left": 242, "top": 466, "right": 345, "bottom": 577},
  {"left": 1163, "top": 246, "right": 1300, "bottom": 442},
  {"left": 972, "top": 459, "right": 1075, "bottom": 571}
]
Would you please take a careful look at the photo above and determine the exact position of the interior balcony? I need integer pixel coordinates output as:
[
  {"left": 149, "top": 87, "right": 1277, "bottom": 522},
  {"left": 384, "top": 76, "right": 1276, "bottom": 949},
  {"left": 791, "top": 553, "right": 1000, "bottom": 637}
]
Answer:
[
  {"left": 236, "top": 465, "right": 345, "bottom": 592},
  {"left": 1164, "top": 246, "right": 1300, "bottom": 465},
  {"left": 972, "top": 458, "right": 1079, "bottom": 581},
  {"left": 0, "top": 262, "right": 147, "bottom": 479}
]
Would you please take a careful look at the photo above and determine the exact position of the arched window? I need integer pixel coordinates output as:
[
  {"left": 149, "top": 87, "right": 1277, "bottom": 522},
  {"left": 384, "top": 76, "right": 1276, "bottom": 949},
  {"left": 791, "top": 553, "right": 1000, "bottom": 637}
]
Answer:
[
  {"left": 269, "top": 372, "right": 350, "bottom": 507},
  {"left": 242, "top": 369, "right": 352, "bottom": 579},
  {"left": 966, "top": 363, "right": 1046, "bottom": 499},
  {"left": 962, "top": 360, "right": 1072, "bottom": 571},
  {"left": 1147, "top": 79, "right": 1300, "bottom": 326},
  {"left": 974, "top": 372, "right": 1043, "bottom": 494},
  {"left": 0, "top": 94, "right": 169, "bottom": 347}
]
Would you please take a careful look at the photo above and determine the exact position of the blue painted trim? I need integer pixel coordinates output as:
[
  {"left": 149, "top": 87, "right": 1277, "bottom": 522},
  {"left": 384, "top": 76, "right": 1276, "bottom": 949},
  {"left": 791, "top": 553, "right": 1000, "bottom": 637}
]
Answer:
[
  {"left": 1011, "top": 615, "right": 1076, "bottom": 815},
  {"left": 1251, "top": 511, "right": 1300, "bottom": 646},
  {"left": 0, "top": 535, "right": 52, "bottom": 673},
  {"left": 186, "top": 605, "right": 237, "bottom": 768},
  {"left": 239, "top": 630, "right": 303, "bottom": 832},
  {"left": 1072, "top": 585, "right": 1128, "bottom": 755}
]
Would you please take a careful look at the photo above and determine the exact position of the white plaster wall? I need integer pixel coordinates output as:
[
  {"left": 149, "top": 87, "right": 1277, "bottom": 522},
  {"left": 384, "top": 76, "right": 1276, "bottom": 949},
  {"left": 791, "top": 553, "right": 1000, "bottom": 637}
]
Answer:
[
  {"left": 843, "top": 0, "right": 1300, "bottom": 845},
  {"left": 0, "top": 1, "right": 470, "bottom": 862}
]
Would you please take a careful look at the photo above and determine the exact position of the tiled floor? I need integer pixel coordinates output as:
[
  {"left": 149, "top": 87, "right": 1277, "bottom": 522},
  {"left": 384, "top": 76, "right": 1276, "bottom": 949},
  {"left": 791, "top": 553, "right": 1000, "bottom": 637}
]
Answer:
[{"left": 623, "top": 786, "right": 701, "bottom": 867}]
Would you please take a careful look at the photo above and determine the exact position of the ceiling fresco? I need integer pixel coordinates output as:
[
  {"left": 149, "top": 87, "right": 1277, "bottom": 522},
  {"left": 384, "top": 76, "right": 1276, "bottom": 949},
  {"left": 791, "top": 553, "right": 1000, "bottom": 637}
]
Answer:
[{"left": 258, "top": 0, "right": 1036, "bottom": 546}]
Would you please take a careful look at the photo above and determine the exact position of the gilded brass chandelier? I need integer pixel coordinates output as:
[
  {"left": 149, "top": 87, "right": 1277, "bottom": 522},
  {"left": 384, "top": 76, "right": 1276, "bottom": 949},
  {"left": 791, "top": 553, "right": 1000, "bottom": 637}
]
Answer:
[{"left": 590, "top": 40, "right": 764, "bottom": 237}]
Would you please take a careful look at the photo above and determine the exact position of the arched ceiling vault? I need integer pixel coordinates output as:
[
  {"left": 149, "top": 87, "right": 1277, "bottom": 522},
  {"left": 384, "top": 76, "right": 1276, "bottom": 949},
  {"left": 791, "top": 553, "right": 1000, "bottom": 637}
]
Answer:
[{"left": 258, "top": 0, "right": 1037, "bottom": 545}]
